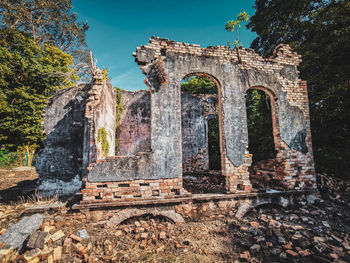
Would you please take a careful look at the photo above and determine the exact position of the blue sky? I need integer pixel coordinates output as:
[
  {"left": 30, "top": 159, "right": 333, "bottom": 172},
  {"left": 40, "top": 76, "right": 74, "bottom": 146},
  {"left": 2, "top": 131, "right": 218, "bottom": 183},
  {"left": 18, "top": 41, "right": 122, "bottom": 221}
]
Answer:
[{"left": 73, "top": 0, "right": 257, "bottom": 91}]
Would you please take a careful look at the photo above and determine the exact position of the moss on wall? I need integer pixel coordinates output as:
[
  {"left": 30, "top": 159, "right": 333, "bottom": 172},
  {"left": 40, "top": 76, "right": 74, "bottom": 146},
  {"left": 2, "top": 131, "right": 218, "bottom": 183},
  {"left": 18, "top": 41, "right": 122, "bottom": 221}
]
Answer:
[
  {"left": 97, "top": 127, "right": 109, "bottom": 157},
  {"left": 114, "top": 87, "right": 124, "bottom": 152}
]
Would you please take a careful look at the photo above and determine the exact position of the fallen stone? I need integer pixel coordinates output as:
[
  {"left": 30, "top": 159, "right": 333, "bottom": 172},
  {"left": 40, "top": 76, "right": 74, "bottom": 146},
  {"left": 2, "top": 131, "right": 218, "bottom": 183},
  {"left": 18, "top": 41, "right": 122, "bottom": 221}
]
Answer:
[
  {"left": 0, "top": 213, "right": 44, "bottom": 249},
  {"left": 24, "top": 248, "right": 41, "bottom": 262},
  {"left": 63, "top": 238, "right": 72, "bottom": 247},
  {"left": 53, "top": 246, "right": 62, "bottom": 261},
  {"left": 27, "top": 231, "right": 48, "bottom": 249},
  {"left": 250, "top": 244, "right": 261, "bottom": 253},
  {"left": 77, "top": 229, "right": 89, "bottom": 240},
  {"left": 0, "top": 245, "right": 15, "bottom": 263},
  {"left": 50, "top": 230, "right": 65, "bottom": 242},
  {"left": 73, "top": 243, "right": 87, "bottom": 255},
  {"left": 70, "top": 234, "right": 82, "bottom": 243},
  {"left": 40, "top": 245, "right": 52, "bottom": 260},
  {"left": 140, "top": 233, "right": 148, "bottom": 240}
]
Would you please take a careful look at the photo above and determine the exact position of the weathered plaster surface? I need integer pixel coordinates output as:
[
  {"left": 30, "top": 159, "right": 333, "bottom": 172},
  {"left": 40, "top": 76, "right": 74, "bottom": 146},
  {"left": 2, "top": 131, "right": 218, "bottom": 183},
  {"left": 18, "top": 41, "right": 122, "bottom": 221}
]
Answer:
[
  {"left": 117, "top": 90, "right": 151, "bottom": 156},
  {"left": 181, "top": 92, "right": 206, "bottom": 164},
  {"left": 36, "top": 84, "right": 90, "bottom": 183}
]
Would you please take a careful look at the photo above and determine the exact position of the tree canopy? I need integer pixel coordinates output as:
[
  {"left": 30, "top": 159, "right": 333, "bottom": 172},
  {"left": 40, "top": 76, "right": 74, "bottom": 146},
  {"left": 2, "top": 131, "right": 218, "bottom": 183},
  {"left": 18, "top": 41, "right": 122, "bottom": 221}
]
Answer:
[
  {"left": 0, "top": 0, "right": 89, "bottom": 78},
  {"left": 181, "top": 76, "right": 217, "bottom": 94},
  {"left": 248, "top": 0, "right": 350, "bottom": 178},
  {"left": 0, "top": 28, "right": 76, "bottom": 151}
]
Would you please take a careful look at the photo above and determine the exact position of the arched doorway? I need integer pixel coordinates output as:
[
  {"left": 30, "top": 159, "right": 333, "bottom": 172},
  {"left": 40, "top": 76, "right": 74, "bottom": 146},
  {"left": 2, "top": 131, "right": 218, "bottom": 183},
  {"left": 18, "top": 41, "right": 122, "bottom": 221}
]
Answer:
[
  {"left": 180, "top": 74, "right": 225, "bottom": 193},
  {"left": 245, "top": 87, "right": 283, "bottom": 190}
]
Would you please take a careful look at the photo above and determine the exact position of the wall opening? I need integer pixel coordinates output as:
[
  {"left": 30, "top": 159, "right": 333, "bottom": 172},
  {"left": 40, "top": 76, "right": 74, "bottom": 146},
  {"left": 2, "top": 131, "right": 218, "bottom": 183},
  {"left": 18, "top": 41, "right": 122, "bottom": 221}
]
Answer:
[
  {"left": 245, "top": 88, "right": 283, "bottom": 191},
  {"left": 208, "top": 117, "right": 221, "bottom": 170},
  {"left": 180, "top": 74, "right": 225, "bottom": 194}
]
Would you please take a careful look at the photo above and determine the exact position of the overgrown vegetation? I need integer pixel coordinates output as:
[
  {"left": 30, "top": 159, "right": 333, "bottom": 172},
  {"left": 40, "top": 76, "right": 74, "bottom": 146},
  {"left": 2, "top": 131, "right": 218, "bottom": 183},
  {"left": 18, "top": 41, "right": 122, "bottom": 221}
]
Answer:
[
  {"left": 246, "top": 89, "right": 276, "bottom": 162},
  {"left": 181, "top": 76, "right": 217, "bottom": 94},
  {"left": 0, "top": 0, "right": 89, "bottom": 165},
  {"left": 0, "top": 28, "right": 77, "bottom": 154},
  {"left": 225, "top": 11, "right": 250, "bottom": 48},
  {"left": 114, "top": 87, "right": 124, "bottom": 153},
  {"left": 97, "top": 127, "right": 109, "bottom": 157},
  {"left": 247, "top": 0, "right": 350, "bottom": 178}
]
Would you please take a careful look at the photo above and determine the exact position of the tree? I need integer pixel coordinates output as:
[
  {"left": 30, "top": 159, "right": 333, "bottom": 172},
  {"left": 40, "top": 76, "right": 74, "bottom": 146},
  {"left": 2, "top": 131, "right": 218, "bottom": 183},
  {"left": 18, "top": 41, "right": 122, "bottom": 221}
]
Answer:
[
  {"left": 0, "top": 0, "right": 89, "bottom": 78},
  {"left": 225, "top": 11, "right": 250, "bottom": 48},
  {"left": 247, "top": 0, "right": 350, "bottom": 178},
  {"left": 0, "top": 28, "right": 76, "bottom": 151},
  {"left": 181, "top": 76, "right": 217, "bottom": 94}
]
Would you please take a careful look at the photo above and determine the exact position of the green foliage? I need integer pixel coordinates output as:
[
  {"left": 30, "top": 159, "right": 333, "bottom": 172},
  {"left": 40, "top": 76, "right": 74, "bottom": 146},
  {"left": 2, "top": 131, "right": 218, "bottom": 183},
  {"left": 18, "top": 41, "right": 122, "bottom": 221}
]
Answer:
[
  {"left": 96, "top": 68, "right": 109, "bottom": 84},
  {"left": 114, "top": 87, "right": 124, "bottom": 152},
  {"left": 246, "top": 89, "right": 276, "bottom": 162},
  {"left": 181, "top": 76, "right": 217, "bottom": 94},
  {"left": 208, "top": 118, "right": 221, "bottom": 170},
  {"left": 0, "top": 28, "right": 76, "bottom": 151},
  {"left": 97, "top": 127, "right": 109, "bottom": 157},
  {"left": 248, "top": 0, "right": 350, "bottom": 178},
  {"left": 225, "top": 11, "right": 250, "bottom": 48},
  {"left": 0, "top": 0, "right": 89, "bottom": 78},
  {"left": 0, "top": 151, "right": 18, "bottom": 167}
]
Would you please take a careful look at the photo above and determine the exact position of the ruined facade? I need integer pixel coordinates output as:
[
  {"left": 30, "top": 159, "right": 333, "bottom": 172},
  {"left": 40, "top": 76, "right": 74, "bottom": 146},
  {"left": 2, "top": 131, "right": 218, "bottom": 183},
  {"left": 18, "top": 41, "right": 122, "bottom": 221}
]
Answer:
[{"left": 36, "top": 37, "right": 317, "bottom": 207}]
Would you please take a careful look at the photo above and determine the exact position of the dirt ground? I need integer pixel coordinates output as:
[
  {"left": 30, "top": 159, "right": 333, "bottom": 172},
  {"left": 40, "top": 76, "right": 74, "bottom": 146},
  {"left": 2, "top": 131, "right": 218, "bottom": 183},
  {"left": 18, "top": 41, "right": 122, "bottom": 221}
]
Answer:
[{"left": 1, "top": 168, "right": 350, "bottom": 262}]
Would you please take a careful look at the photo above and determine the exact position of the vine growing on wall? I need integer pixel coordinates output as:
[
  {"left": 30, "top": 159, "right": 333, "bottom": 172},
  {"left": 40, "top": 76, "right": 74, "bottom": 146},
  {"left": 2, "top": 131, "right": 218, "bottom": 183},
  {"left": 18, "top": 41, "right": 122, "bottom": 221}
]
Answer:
[
  {"left": 96, "top": 68, "right": 109, "bottom": 84},
  {"left": 97, "top": 127, "right": 109, "bottom": 157},
  {"left": 114, "top": 87, "right": 124, "bottom": 152}
]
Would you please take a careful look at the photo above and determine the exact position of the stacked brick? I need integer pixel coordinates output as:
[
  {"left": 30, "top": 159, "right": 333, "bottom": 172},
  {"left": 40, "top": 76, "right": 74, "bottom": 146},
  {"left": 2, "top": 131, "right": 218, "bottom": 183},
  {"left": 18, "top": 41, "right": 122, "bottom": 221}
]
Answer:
[{"left": 81, "top": 176, "right": 187, "bottom": 203}]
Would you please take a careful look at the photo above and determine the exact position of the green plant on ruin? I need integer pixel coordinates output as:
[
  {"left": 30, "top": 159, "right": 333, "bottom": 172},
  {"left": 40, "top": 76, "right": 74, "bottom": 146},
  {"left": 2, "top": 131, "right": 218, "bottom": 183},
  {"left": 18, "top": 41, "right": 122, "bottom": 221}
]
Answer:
[
  {"left": 114, "top": 87, "right": 124, "bottom": 152},
  {"left": 225, "top": 11, "right": 250, "bottom": 48},
  {"left": 181, "top": 76, "right": 217, "bottom": 94},
  {"left": 96, "top": 68, "right": 109, "bottom": 84},
  {"left": 97, "top": 127, "right": 109, "bottom": 157}
]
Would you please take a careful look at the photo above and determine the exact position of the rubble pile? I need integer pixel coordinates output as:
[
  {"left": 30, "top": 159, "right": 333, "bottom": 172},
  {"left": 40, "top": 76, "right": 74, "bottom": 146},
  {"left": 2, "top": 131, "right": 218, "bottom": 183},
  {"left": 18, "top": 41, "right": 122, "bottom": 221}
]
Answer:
[
  {"left": 317, "top": 173, "right": 350, "bottom": 204},
  {"left": 183, "top": 171, "right": 226, "bottom": 193},
  {"left": 230, "top": 200, "right": 350, "bottom": 262},
  {"left": 0, "top": 197, "right": 349, "bottom": 262}
]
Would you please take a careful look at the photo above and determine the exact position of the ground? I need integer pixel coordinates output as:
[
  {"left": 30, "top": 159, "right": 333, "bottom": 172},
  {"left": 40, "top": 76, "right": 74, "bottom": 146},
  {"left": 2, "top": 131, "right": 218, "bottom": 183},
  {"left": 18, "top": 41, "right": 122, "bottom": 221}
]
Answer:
[{"left": 1, "top": 168, "right": 350, "bottom": 262}]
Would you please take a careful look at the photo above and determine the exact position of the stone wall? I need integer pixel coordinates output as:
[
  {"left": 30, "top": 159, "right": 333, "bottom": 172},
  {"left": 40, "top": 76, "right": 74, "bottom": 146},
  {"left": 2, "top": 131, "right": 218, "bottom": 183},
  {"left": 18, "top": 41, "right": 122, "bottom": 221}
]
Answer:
[
  {"left": 133, "top": 36, "right": 316, "bottom": 193},
  {"left": 36, "top": 84, "right": 91, "bottom": 195},
  {"left": 39, "top": 36, "right": 317, "bottom": 201},
  {"left": 117, "top": 90, "right": 151, "bottom": 156},
  {"left": 181, "top": 92, "right": 219, "bottom": 173}
]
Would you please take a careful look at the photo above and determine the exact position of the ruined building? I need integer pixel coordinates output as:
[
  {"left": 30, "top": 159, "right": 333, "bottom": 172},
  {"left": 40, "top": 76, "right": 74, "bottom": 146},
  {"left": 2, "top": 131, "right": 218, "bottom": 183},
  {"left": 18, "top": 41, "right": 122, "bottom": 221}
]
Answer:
[{"left": 36, "top": 37, "right": 317, "bottom": 219}]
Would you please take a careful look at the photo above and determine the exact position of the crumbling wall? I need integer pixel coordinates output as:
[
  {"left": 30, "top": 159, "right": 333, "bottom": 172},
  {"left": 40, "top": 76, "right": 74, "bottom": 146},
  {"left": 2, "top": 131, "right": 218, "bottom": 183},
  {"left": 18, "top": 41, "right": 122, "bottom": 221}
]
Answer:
[
  {"left": 132, "top": 37, "right": 316, "bottom": 193},
  {"left": 93, "top": 82, "right": 116, "bottom": 158},
  {"left": 36, "top": 84, "right": 90, "bottom": 195},
  {"left": 83, "top": 80, "right": 116, "bottom": 165},
  {"left": 117, "top": 90, "right": 151, "bottom": 156},
  {"left": 80, "top": 36, "right": 316, "bottom": 203}
]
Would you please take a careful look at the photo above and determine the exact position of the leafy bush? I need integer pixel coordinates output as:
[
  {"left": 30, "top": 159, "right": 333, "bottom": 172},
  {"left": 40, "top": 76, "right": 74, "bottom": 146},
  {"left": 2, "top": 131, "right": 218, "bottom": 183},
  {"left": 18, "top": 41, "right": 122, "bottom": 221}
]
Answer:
[{"left": 0, "top": 151, "right": 18, "bottom": 167}]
